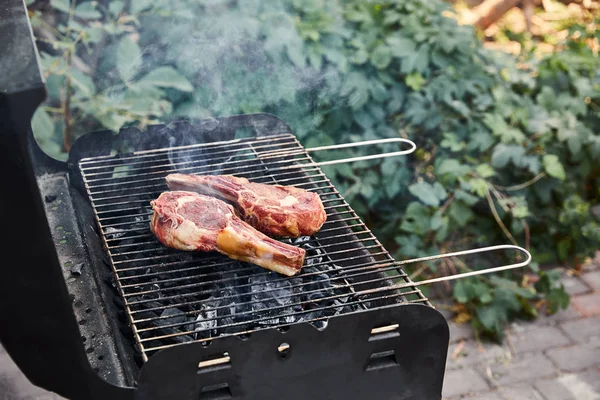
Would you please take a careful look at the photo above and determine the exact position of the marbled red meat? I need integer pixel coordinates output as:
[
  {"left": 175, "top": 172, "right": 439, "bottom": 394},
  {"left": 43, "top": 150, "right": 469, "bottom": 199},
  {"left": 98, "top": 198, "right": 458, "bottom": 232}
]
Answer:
[
  {"left": 165, "top": 174, "right": 327, "bottom": 238},
  {"left": 150, "top": 191, "right": 306, "bottom": 276}
]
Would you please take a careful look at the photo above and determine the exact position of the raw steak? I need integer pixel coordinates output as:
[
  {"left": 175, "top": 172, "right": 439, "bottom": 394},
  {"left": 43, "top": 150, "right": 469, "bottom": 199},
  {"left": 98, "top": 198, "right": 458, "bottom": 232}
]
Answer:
[
  {"left": 150, "top": 191, "right": 306, "bottom": 276},
  {"left": 165, "top": 174, "right": 327, "bottom": 238}
]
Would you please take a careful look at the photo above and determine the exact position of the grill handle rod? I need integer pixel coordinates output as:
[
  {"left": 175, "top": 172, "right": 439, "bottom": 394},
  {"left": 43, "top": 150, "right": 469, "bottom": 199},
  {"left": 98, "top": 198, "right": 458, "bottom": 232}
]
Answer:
[
  {"left": 359, "top": 244, "right": 532, "bottom": 295},
  {"left": 258, "top": 138, "right": 417, "bottom": 166},
  {"left": 307, "top": 138, "right": 417, "bottom": 166}
]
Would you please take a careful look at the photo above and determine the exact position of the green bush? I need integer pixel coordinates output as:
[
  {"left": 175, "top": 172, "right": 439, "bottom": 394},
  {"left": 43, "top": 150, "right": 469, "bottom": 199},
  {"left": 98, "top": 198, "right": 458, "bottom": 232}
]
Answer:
[{"left": 29, "top": 0, "right": 600, "bottom": 339}]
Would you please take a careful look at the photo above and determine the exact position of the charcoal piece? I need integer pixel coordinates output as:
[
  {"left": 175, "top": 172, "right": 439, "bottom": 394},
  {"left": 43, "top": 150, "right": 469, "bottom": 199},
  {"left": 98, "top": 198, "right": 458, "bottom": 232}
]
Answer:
[
  {"left": 292, "top": 236, "right": 311, "bottom": 246},
  {"left": 44, "top": 194, "right": 57, "bottom": 203},
  {"left": 104, "top": 227, "right": 126, "bottom": 240},
  {"left": 70, "top": 262, "right": 84, "bottom": 276},
  {"left": 135, "top": 310, "right": 158, "bottom": 320},
  {"left": 249, "top": 273, "right": 293, "bottom": 308},
  {"left": 194, "top": 307, "right": 217, "bottom": 339},
  {"left": 160, "top": 308, "right": 186, "bottom": 325}
]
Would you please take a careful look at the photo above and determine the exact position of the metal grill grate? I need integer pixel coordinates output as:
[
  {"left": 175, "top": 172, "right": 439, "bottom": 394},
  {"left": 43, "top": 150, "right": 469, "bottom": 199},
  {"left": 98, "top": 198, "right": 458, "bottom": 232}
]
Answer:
[{"left": 78, "top": 133, "right": 427, "bottom": 362}]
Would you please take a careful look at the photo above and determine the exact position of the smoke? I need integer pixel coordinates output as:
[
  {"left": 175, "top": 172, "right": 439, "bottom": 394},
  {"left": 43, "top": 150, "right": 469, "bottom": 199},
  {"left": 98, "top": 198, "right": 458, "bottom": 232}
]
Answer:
[{"left": 133, "top": 0, "right": 346, "bottom": 144}]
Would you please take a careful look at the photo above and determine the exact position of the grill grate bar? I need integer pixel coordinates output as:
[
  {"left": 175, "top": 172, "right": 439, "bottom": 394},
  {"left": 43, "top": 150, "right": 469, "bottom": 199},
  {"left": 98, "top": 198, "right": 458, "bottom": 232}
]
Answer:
[
  {"left": 83, "top": 142, "right": 304, "bottom": 183},
  {"left": 85, "top": 155, "right": 316, "bottom": 194},
  {"left": 126, "top": 259, "right": 404, "bottom": 315},
  {"left": 102, "top": 209, "right": 362, "bottom": 254},
  {"left": 79, "top": 134, "right": 293, "bottom": 168},
  {"left": 111, "top": 228, "right": 373, "bottom": 260},
  {"left": 78, "top": 133, "right": 424, "bottom": 361},
  {"left": 95, "top": 185, "right": 338, "bottom": 224},
  {"left": 121, "top": 250, "right": 394, "bottom": 307},
  {"left": 116, "top": 245, "right": 390, "bottom": 297},
  {"left": 107, "top": 217, "right": 365, "bottom": 250},
  {"left": 100, "top": 203, "right": 352, "bottom": 231},
  {"left": 88, "top": 168, "right": 329, "bottom": 205},
  {"left": 93, "top": 179, "right": 333, "bottom": 215},
  {"left": 111, "top": 239, "right": 384, "bottom": 269}
]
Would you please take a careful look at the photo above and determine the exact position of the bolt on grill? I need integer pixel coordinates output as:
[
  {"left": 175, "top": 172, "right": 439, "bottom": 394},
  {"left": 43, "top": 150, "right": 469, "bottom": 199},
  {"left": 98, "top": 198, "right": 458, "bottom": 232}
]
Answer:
[{"left": 78, "top": 133, "right": 427, "bottom": 362}]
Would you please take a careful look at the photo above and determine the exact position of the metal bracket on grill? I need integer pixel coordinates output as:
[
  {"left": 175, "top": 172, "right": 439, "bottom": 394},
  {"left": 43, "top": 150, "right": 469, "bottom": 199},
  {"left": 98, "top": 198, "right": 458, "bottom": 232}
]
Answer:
[{"left": 257, "top": 137, "right": 417, "bottom": 166}]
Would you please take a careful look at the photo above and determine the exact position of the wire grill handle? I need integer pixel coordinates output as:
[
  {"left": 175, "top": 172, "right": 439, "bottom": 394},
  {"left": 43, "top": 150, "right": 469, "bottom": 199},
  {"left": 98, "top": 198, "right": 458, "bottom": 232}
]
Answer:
[
  {"left": 358, "top": 245, "right": 532, "bottom": 295},
  {"left": 255, "top": 137, "right": 416, "bottom": 166},
  {"left": 306, "top": 138, "right": 416, "bottom": 166}
]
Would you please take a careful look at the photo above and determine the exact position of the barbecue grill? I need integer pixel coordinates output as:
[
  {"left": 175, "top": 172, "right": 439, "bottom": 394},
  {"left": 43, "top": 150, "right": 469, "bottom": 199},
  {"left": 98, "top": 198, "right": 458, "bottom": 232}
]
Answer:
[{"left": 1, "top": 2, "right": 531, "bottom": 399}]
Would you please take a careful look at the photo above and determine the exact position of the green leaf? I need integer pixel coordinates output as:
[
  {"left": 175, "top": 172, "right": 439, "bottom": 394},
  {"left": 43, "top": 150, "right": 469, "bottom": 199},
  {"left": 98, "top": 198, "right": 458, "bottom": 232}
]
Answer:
[
  {"left": 491, "top": 144, "right": 524, "bottom": 169},
  {"left": 476, "top": 305, "right": 506, "bottom": 332},
  {"left": 453, "top": 280, "right": 469, "bottom": 303},
  {"left": 405, "top": 72, "right": 425, "bottom": 91},
  {"left": 440, "top": 132, "right": 465, "bottom": 152},
  {"left": 455, "top": 189, "right": 479, "bottom": 205},
  {"left": 545, "top": 288, "right": 570, "bottom": 313},
  {"left": 109, "top": 1, "right": 124, "bottom": 16},
  {"left": 436, "top": 159, "right": 471, "bottom": 179},
  {"left": 116, "top": 36, "right": 142, "bottom": 82},
  {"left": 590, "top": 136, "right": 600, "bottom": 158},
  {"left": 394, "top": 235, "right": 422, "bottom": 258},
  {"left": 387, "top": 35, "right": 416, "bottom": 57},
  {"left": 476, "top": 163, "right": 495, "bottom": 178},
  {"left": 287, "top": 40, "right": 306, "bottom": 68},
  {"left": 448, "top": 201, "right": 474, "bottom": 227},
  {"left": 471, "top": 282, "right": 493, "bottom": 304},
  {"left": 96, "top": 112, "right": 130, "bottom": 133},
  {"left": 542, "top": 155, "right": 566, "bottom": 181},
  {"left": 130, "top": 0, "right": 153, "bottom": 13},
  {"left": 66, "top": 67, "right": 95, "bottom": 97},
  {"left": 74, "top": 2, "right": 102, "bottom": 19},
  {"left": 557, "top": 238, "right": 570, "bottom": 261},
  {"left": 31, "top": 109, "right": 54, "bottom": 140},
  {"left": 408, "top": 181, "right": 447, "bottom": 207},
  {"left": 536, "top": 86, "right": 556, "bottom": 110},
  {"left": 469, "top": 178, "right": 488, "bottom": 197},
  {"left": 370, "top": 45, "right": 392, "bottom": 69},
  {"left": 50, "top": 0, "right": 70, "bottom": 13},
  {"left": 138, "top": 67, "right": 194, "bottom": 92},
  {"left": 400, "top": 202, "right": 431, "bottom": 234}
]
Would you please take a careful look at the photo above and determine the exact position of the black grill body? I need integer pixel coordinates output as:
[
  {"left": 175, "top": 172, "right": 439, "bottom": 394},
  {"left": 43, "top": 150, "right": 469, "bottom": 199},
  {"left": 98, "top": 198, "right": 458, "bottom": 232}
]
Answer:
[{"left": 0, "top": 1, "right": 449, "bottom": 399}]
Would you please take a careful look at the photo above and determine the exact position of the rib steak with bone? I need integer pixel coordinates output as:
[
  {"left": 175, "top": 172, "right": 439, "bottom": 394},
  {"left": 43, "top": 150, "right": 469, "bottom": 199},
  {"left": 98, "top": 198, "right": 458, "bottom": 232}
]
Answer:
[
  {"left": 150, "top": 191, "right": 306, "bottom": 276},
  {"left": 165, "top": 174, "right": 327, "bottom": 238}
]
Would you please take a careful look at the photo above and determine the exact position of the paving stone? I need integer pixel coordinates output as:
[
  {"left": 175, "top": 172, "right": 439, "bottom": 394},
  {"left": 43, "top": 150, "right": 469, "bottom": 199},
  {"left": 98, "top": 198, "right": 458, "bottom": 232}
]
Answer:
[
  {"left": 452, "top": 391, "right": 503, "bottom": 400},
  {"left": 581, "top": 270, "right": 600, "bottom": 291},
  {"left": 562, "top": 275, "right": 593, "bottom": 296},
  {"left": 560, "top": 316, "right": 600, "bottom": 343},
  {"left": 485, "top": 353, "right": 556, "bottom": 387},
  {"left": 546, "top": 342, "right": 600, "bottom": 372},
  {"left": 0, "top": 345, "right": 65, "bottom": 400},
  {"left": 467, "top": 392, "right": 503, "bottom": 400},
  {"left": 537, "top": 304, "right": 583, "bottom": 324},
  {"left": 442, "top": 368, "right": 490, "bottom": 398},
  {"left": 447, "top": 340, "right": 509, "bottom": 370},
  {"left": 535, "top": 370, "right": 600, "bottom": 400},
  {"left": 572, "top": 293, "right": 600, "bottom": 316},
  {"left": 0, "top": 355, "right": 56, "bottom": 400},
  {"left": 449, "top": 322, "right": 474, "bottom": 343},
  {"left": 497, "top": 384, "right": 545, "bottom": 400},
  {"left": 508, "top": 325, "right": 571, "bottom": 354}
]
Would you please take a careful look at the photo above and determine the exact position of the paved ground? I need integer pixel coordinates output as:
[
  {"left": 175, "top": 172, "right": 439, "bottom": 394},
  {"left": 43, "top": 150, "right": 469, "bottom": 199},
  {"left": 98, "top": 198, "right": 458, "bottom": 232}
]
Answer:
[
  {"left": 441, "top": 258, "right": 600, "bottom": 400},
  {"left": 1, "top": 259, "right": 599, "bottom": 399}
]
